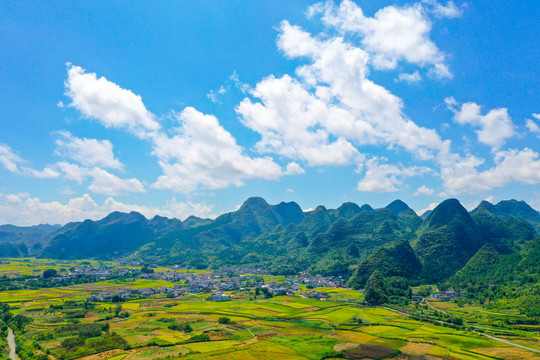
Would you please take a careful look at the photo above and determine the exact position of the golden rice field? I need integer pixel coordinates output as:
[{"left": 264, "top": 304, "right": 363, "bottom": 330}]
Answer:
[{"left": 2, "top": 259, "right": 539, "bottom": 360}]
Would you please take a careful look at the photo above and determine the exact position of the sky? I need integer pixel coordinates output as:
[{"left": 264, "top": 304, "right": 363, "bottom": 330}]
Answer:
[{"left": 0, "top": 0, "right": 539, "bottom": 225}]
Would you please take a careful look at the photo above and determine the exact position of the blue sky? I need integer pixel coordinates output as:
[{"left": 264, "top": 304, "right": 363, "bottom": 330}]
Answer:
[{"left": 0, "top": 0, "right": 538, "bottom": 225}]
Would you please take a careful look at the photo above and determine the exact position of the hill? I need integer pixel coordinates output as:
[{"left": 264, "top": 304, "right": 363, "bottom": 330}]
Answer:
[
  {"left": 41, "top": 212, "right": 183, "bottom": 259},
  {"left": 1, "top": 197, "right": 538, "bottom": 293}
]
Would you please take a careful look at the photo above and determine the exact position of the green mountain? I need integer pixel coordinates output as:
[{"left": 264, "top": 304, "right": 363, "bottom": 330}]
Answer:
[
  {"left": 413, "top": 199, "right": 484, "bottom": 283},
  {"left": 473, "top": 199, "right": 540, "bottom": 233},
  {"left": 137, "top": 197, "right": 305, "bottom": 266},
  {"left": 385, "top": 199, "right": 412, "bottom": 215},
  {"left": 0, "top": 224, "right": 61, "bottom": 255},
  {"left": 2, "top": 197, "right": 538, "bottom": 294},
  {"left": 348, "top": 240, "right": 422, "bottom": 289},
  {"left": 451, "top": 238, "right": 539, "bottom": 313},
  {"left": 41, "top": 212, "right": 183, "bottom": 259},
  {"left": 470, "top": 201, "right": 535, "bottom": 248}
]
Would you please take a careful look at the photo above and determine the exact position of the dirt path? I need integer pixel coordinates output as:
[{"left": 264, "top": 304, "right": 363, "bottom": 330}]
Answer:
[{"left": 424, "top": 300, "right": 448, "bottom": 315}]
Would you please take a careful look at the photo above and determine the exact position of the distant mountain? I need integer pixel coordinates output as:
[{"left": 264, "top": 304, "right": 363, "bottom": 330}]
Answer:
[
  {"left": 473, "top": 199, "right": 540, "bottom": 233},
  {"left": 420, "top": 210, "right": 432, "bottom": 220},
  {"left": 359, "top": 204, "right": 374, "bottom": 212},
  {"left": 1, "top": 197, "right": 538, "bottom": 290},
  {"left": 182, "top": 216, "right": 213, "bottom": 229},
  {"left": 0, "top": 224, "right": 61, "bottom": 254},
  {"left": 337, "top": 202, "right": 362, "bottom": 219},
  {"left": 470, "top": 202, "right": 535, "bottom": 248},
  {"left": 385, "top": 200, "right": 413, "bottom": 215},
  {"left": 41, "top": 211, "right": 183, "bottom": 259}
]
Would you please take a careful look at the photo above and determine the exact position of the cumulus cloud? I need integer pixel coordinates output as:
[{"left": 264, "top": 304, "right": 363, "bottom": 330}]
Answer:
[
  {"left": 309, "top": 0, "right": 451, "bottom": 77},
  {"left": 152, "top": 107, "right": 283, "bottom": 193},
  {"left": 54, "top": 131, "right": 124, "bottom": 170},
  {"left": 357, "top": 158, "right": 430, "bottom": 192},
  {"left": 415, "top": 184, "right": 435, "bottom": 195},
  {"left": 56, "top": 162, "right": 144, "bottom": 196},
  {"left": 237, "top": 18, "right": 445, "bottom": 169},
  {"left": 440, "top": 148, "right": 540, "bottom": 195},
  {"left": 446, "top": 98, "right": 515, "bottom": 150},
  {"left": 285, "top": 162, "right": 306, "bottom": 175},
  {"left": 87, "top": 168, "right": 145, "bottom": 196},
  {"left": 0, "top": 193, "right": 216, "bottom": 226},
  {"left": 64, "top": 64, "right": 160, "bottom": 138},
  {"left": 236, "top": 74, "right": 361, "bottom": 166}
]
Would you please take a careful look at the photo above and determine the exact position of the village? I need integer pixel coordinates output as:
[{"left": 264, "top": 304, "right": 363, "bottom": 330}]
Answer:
[
  {"left": 76, "top": 264, "right": 462, "bottom": 304},
  {"left": 80, "top": 264, "right": 350, "bottom": 302}
]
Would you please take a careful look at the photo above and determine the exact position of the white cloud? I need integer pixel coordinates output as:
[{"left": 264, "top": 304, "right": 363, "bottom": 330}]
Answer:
[
  {"left": 21, "top": 166, "right": 61, "bottom": 179},
  {"left": 65, "top": 64, "right": 160, "bottom": 138},
  {"left": 446, "top": 98, "right": 515, "bottom": 149},
  {"left": 61, "top": 186, "right": 75, "bottom": 195},
  {"left": 526, "top": 115, "right": 540, "bottom": 137},
  {"left": 414, "top": 184, "right": 435, "bottom": 195},
  {"left": 310, "top": 0, "right": 451, "bottom": 77},
  {"left": 0, "top": 193, "right": 216, "bottom": 226},
  {"left": 417, "top": 201, "right": 439, "bottom": 215},
  {"left": 0, "top": 143, "right": 60, "bottom": 179},
  {"left": 423, "top": 0, "right": 464, "bottom": 18},
  {"left": 357, "top": 158, "right": 430, "bottom": 192},
  {"left": 0, "top": 144, "right": 22, "bottom": 173},
  {"left": 236, "top": 74, "right": 361, "bottom": 166},
  {"left": 87, "top": 168, "right": 145, "bottom": 196},
  {"left": 54, "top": 131, "right": 124, "bottom": 170},
  {"left": 57, "top": 162, "right": 88, "bottom": 184},
  {"left": 56, "top": 161, "right": 144, "bottom": 196},
  {"left": 237, "top": 18, "right": 446, "bottom": 168},
  {"left": 440, "top": 148, "right": 540, "bottom": 195},
  {"left": 285, "top": 162, "right": 305, "bottom": 175},
  {"left": 396, "top": 71, "right": 422, "bottom": 83},
  {"left": 152, "top": 107, "right": 283, "bottom": 193}
]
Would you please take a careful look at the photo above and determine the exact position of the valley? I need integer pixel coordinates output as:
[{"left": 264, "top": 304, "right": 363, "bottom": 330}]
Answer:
[
  {"left": 0, "top": 259, "right": 538, "bottom": 360},
  {"left": 0, "top": 197, "right": 539, "bottom": 359}
]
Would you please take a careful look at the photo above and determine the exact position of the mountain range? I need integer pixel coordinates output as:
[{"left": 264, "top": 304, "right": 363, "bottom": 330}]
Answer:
[{"left": 1, "top": 197, "right": 539, "bottom": 288}]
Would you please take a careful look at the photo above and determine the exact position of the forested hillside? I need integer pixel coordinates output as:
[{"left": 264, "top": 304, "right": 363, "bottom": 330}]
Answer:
[{"left": 0, "top": 197, "right": 538, "bottom": 299}]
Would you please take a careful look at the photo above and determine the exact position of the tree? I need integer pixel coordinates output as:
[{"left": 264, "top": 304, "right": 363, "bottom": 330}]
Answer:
[
  {"left": 141, "top": 266, "right": 154, "bottom": 274},
  {"left": 364, "top": 271, "right": 388, "bottom": 305},
  {"left": 218, "top": 317, "right": 231, "bottom": 324},
  {"left": 42, "top": 269, "right": 58, "bottom": 279}
]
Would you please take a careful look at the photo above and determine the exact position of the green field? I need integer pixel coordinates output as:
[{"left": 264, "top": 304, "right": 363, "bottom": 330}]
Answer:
[{"left": 2, "top": 259, "right": 539, "bottom": 360}]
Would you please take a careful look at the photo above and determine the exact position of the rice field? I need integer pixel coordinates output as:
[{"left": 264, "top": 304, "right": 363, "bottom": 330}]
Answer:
[{"left": 2, "top": 260, "right": 539, "bottom": 359}]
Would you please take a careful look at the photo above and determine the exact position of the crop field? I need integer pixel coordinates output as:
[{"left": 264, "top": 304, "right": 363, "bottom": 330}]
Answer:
[
  {"left": 1, "top": 261, "right": 539, "bottom": 360},
  {"left": 0, "top": 258, "right": 111, "bottom": 278}
]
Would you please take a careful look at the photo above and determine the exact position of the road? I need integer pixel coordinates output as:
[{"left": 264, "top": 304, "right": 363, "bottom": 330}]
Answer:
[
  {"left": 7, "top": 328, "right": 20, "bottom": 360},
  {"left": 381, "top": 305, "right": 540, "bottom": 354}
]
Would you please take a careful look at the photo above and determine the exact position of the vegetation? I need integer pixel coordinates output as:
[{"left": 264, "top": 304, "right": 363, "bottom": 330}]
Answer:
[{"left": 0, "top": 196, "right": 539, "bottom": 358}]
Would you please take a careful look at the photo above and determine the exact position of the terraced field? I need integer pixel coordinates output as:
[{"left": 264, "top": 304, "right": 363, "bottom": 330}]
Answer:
[
  {"left": 1, "top": 260, "right": 538, "bottom": 360},
  {"left": 4, "top": 284, "right": 540, "bottom": 360}
]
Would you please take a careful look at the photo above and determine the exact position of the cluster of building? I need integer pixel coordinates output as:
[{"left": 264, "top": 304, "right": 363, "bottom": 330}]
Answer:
[
  {"left": 90, "top": 284, "right": 186, "bottom": 302},
  {"left": 411, "top": 289, "right": 459, "bottom": 302},
  {"left": 85, "top": 266, "right": 349, "bottom": 303}
]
